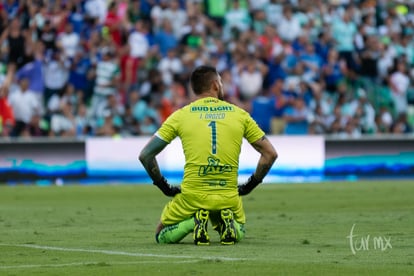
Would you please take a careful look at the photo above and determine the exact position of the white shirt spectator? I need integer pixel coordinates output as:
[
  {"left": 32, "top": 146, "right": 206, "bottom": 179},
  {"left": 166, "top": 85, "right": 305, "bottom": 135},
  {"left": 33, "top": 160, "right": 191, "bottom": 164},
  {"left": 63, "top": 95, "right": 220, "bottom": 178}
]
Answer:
[
  {"left": 239, "top": 69, "right": 263, "bottom": 100},
  {"left": 58, "top": 29, "right": 80, "bottom": 58},
  {"left": 377, "top": 50, "right": 395, "bottom": 80},
  {"left": 390, "top": 70, "right": 410, "bottom": 115},
  {"left": 128, "top": 30, "right": 149, "bottom": 58},
  {"left": 85, "top": 0, "right": 108, "bottom": 24},
  {"left": 51, "top": 114, "right": 75, "bottom": 134},
  {"left": 47, "top": 93, "right": 61, "bottom": 114},
  {"left": 158, "top": 54, "right": 183, "bottom": 85},
  {"left": 277, "top": 14, "right": 301, "bottom": 42},
  {"left": 50, "top": 102, "right": 76, "bottom": 135},
  {"left": 390, "top": 71, "right": 410, "bottom": 96},
  {"left": 43, "top": 55, "right": 70, "bottom": 90},
  {"left": 162, "top": 2, "right": 188, "bottom": 39},
  {"left": 8, "top": 88, "right": 40, "bottom": 123}
]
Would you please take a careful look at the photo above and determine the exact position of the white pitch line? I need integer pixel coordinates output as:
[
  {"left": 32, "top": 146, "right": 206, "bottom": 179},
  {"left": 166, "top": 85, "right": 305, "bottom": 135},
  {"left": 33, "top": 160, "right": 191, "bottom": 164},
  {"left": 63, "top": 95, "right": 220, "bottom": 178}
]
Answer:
[
  {"left": 0, "top": 260, "right": 199, "bottom": 270},
  {"left": 0, "top": 244, "right": 246, "bottom": 262}
]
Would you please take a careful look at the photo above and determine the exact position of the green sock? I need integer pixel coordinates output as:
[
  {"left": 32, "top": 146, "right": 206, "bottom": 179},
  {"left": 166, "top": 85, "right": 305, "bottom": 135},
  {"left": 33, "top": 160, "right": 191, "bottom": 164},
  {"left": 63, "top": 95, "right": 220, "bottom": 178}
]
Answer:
[
  {"left": 234, "top": 221, "right": 245, "bottom": 242},
  {"left": 156, "top": 218, "right": 195, "bottom": 244}
]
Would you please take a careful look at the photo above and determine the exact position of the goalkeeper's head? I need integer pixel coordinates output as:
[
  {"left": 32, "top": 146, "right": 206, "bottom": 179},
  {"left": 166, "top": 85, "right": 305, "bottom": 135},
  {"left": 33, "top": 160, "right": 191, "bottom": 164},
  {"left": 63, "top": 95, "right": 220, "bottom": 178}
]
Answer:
[{"left": 190, "top": 65, "right": 224, "bottom": 100}]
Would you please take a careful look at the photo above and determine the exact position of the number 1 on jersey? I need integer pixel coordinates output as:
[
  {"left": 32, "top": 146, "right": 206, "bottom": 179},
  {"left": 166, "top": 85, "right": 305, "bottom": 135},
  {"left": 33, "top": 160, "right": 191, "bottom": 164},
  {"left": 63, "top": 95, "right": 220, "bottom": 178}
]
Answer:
[{"left": 208, "top": 121, "right": 217, "bottom": 154}]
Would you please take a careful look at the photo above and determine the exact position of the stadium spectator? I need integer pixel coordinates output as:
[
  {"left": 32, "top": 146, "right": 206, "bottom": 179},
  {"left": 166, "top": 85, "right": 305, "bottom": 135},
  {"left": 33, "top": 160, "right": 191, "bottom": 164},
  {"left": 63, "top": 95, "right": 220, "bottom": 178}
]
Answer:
[
  {"left": 322, "top": 49, "right": 346, "bottom": 94},
  {"left": 15, "top": 41, "right": 45, "bottom": 105},
  {"left": 138, "top": 115, "right": 158, "bottom": 135},
  {"left": 169, "top": 79, "right": 189, "bottom": 111},
  {"left": 308, "top": 82, "right": 334, "bottom": 118},
  {"left": 90, "top": 47, "right": 120, "bottom": 120},
  {"left": 8, "top": 78, "right": 41, "bottom": 137},
  {"left": 343, "top": 116, "right": 362, "bottom": 138},
  {"left": 223, "top": 0, "right": 251, "bottom": 41},
  {"left": 358, "top": 35, "right": 381, "bottom": 83},
  {"left": 238, "top": 57, "right": 268, "bottom": 101},
  {"left": 57, "top": 23, "right": 81, "bottom": 59},
  {"left": 96, "top": 93, "right": 124, "bottom": 124},
  {"left": 154, "top": 20, "right": 178, "bottom": 57},
  {"left": 24, "top": 112, "right": 48, "bottom": 137},
  {"left": 47, "top": 83, "right": 77, "bottom": 116},
  {"left": 50, "top": 101, "right": 76, "bottom": 137},
  {"left": 265, "top": 0, "right": 282, "bottom": 26},
  {"left": 389, "top": 58, "right": 410, "bottom": 116},
  {"left": 84, "top": 0, "right": 108, "bottom": 24},
  {"left": 391, "top": 112, "right": 412, "bottom": 134},
  {"left": 74, "top": 103, "right": 90, "bottom": 137},
  {"left": 298, "top": 42, "right": 323, "bottom": 83},
  {"left": 314, "top": 31, "right": 333, "bottom": 64},
  {"left": 37, "top": 20, "right": 58, "bottom": 53},
  {"left": 1, "top": 17, "right": 28, "bottom": 69},
  {"left": 250, "top": 89, "right": 275, "bottom": 134},
  {"left": 94, "top": 109, "right": 119, "bottom": 137},
  {"left": 104, "top": 1, "right": 125, "bottom": 49},
  {"left": 376, "top": 105, "right": 394, "bottom": 133},
  {"left": 158, "top": 49, "right": 183, "bottom": 86},
  {"left": 150, "top": 1, "right": 171, "bottom": 33},
  {"left": 49, "top": 1, "right": 69, "bottom": 34},
  {"left": 127, "top": 0, "right": 146, "bottom": 25},
  {"left": 162, "top": 0, "right": 187, "bottom": 40},
  {"left": 277, "top": 5, "right": 301, "bottom": 43},
  {"left": 124, "top": 19, "right": 149, "bottom": 91},
  {"left": 269, "top": 78, "right": 289, "bottom": 118},
  {"left": 68, "top": 49, "right": 93, "bottom": 97},
  {"left": 121, "top": 103, "right": 139, "bottom": 136},
  {"left": 331, "top": 8, "right": 358, "bottom": 72},
  {"left": 180, "top": 16, "right": 205, "bottom": 50},
  {"left": 43, "top": 50, "right": 71, "bottom": 105},
  {"left": 0, "top": 86, "right": 14, "bottom": 136},
  {"left": 251, "top": 9, "right": 267, "bottom": 35},
  {"left": 0, "top": 0, "right": 413, "bottom": 139},
  {"left": 68, "top": 2, "right": 86, "bottom": 35},
  {"left": 257, "top": 24, "right": 283, "bottom": 61},
  {"left": 308, "top": 103, "right": 330, "bottom": 135},
  {"left": 283, "top": 96, "right": 310, "bottom": 135},
  {"left": 352, "top": 89, "right": 376, "bottom": 134}
]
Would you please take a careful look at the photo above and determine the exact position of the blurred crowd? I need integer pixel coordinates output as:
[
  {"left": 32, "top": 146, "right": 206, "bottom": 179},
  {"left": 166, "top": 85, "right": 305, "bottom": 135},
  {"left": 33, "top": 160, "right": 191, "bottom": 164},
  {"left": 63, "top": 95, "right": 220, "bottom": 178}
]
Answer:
[{"left": 1, "top": 0, "right": 414, "bottom": 139}]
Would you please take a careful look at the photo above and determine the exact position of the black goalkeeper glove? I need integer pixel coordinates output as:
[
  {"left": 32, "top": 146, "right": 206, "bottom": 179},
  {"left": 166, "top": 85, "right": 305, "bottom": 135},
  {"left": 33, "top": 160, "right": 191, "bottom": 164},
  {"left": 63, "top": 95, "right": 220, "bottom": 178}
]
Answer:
[
  {"left": 238, "top": 174, "right": 262, "bottom": 196},
  {"left": 153, "top": 176, "right": 181, "bottom": 197}
]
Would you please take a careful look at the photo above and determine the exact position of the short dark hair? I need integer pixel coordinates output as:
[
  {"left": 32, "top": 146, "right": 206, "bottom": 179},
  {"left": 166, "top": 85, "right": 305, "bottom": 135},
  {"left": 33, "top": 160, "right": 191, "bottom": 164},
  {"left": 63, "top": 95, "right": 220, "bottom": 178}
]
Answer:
[{"left": 190, "top": 65, "right": 218, "bottom": 95}]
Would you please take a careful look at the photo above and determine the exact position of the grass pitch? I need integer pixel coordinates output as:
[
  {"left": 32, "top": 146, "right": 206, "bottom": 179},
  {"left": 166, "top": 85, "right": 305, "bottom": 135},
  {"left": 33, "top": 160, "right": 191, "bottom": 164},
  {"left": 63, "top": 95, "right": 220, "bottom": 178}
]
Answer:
[{"left": 0, "top": 180, "right": 413, "bottom": 275}]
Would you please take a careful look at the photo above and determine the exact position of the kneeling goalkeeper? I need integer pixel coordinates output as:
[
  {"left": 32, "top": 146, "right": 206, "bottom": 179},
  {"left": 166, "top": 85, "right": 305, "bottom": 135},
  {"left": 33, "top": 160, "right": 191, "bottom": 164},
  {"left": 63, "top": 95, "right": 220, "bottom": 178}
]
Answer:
[{"left": 139, "top": 65, "right": 277, "bottom": 245}]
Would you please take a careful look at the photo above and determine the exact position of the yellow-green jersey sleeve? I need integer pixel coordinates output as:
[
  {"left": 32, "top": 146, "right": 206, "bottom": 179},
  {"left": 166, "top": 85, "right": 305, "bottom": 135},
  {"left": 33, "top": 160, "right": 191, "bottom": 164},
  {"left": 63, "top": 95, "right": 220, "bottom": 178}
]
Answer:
[{"left": 156, "top": 109, "right": 182, "bottom": 143}]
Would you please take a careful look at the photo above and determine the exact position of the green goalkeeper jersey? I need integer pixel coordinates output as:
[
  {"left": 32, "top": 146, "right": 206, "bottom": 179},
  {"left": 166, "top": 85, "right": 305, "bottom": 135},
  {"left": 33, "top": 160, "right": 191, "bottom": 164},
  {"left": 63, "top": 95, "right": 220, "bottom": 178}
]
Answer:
[{"left": 156, "top": 97, "right": 264, "bottom": 196}]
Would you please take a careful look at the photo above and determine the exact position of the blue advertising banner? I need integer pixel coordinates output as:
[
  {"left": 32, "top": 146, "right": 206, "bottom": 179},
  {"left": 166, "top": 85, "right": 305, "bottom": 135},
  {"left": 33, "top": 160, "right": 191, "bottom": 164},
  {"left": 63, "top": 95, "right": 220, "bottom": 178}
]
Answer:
[{"left": 85, "top": 136, "right": 325, "bottom": 183}]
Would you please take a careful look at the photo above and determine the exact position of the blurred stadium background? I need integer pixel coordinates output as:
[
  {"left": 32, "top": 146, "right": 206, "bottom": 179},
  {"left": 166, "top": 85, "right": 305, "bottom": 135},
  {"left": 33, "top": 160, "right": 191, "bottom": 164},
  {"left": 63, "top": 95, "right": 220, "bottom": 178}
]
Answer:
[{"left": 1, "top": 0, "right": 414, "bottom": 184}]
